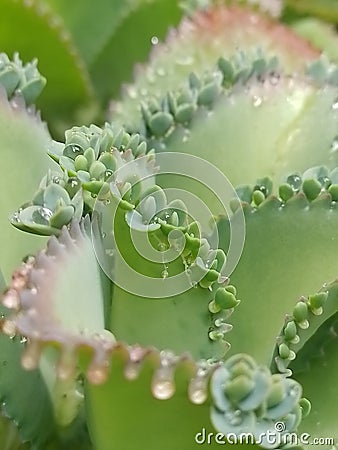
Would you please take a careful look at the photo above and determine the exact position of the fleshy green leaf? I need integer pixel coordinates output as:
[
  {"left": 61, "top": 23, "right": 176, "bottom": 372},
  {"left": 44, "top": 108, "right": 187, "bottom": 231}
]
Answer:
[
  {"left": 0, "top": 88, "right": 55, "bottom": 281},
  {"left": 219, "top": 187, "right": 338, "bottom": 366},
  {"left": 86, "top": 346, "right": 250, "bottom": 450}
]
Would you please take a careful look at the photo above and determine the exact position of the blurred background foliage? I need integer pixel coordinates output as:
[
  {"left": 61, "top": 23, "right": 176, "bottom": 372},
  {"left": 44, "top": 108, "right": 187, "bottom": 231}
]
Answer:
[{"left": 0, "top": 0, "right": 338, "bottom": 139}]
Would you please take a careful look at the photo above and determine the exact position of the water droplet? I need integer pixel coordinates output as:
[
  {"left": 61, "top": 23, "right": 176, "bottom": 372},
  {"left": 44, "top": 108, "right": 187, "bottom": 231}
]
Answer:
[
  {"left": 1, "top": 320, "right": 16, "bottom": 337},
  {"left": 188, "top": 363, "right": 209, "bottom": 404},
  {"left": 152, "top": 377, "right": 175, "bottom": 399},
  {"left": 87, "top": 364, "right": 108, "bottom": 384},
  {"left": 64, "top": 144, "right": 84, "bottom": 159},
  {"left": 124, "top": 362, "right": 141, "bottom": 380},
  {"left": 72, "top": 144, "right": 81, "bottom": 153},
  {"left": 57, "top": 362, "right": 76, "bottom": 380},
  {"left": 189, "top": 380, "right": 208, "bottom": 404},
  {"left": 332, "top": 98, "right": 338, "bottom": 110},
  {"left": 161, "top": 268, "right": 169, "bottom": 279},
  {"left": 104, "top": 170, "right": 113, "bottom": 180},
  {"left": 53, "top": 176, "right": 60, "bottom": 184},
  {"left": 151, "top": 36, "right": 159, "bottom": 45},
  {"left": 11, "top": 212, "right": 21, "bottom": 223},
  {"left": 21, "top": 342, "right": 40, "bottom": 370},
  {"left": 2, "top": 290, "right": 19, "bottom": 309},
  {"left": 38, "top": 207, "right": 53, "bottom": 222},
  {"left": 69, "top": 179, "right": 78, "bottom": 188},
  {"left": 286, "top": 174, "right": 302, "bottom": 191},
  {"left": 253, "top": 95, "right": 262, "bottom": 107},
  {"left": 20, "top": 336, "right": 28, "bottom": 344}
]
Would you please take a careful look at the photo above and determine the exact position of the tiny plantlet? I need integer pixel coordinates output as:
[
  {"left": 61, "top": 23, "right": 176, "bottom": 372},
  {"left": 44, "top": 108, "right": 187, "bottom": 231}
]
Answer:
[{"left": 0, "top": 0, "right": 338, "bottom": 449}]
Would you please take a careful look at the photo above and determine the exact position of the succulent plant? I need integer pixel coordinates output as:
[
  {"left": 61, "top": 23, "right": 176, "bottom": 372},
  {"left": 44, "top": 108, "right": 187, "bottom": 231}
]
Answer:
[{"left": 0, "top": 0, "right": 338, "bottom": 449}]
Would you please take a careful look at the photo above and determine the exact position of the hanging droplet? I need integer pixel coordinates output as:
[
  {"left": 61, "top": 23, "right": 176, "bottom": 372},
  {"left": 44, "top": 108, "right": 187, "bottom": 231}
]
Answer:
[
  {"left": 151, "top": 351, "right": 176, "bottom": 400},
  {"left": 124, "top": 347, "right": 145, "bottom": 380},
  {"left": 332, "top": 97, "right": 338, "bottom": 110},
  {"left": 151, "top": 36, "right": 159, "bottom": 45},
  {"left": 124, "top": 361, "right": 141, "bottom": 380},
  {"left": 188, "top": 364, "right": 209, "bottom": 405},
  {"left": 1, "top": 320, "right": 16, "bottom": 337},
  {"left": 151, "top": 375, "right": 175, "bottom": 400},
  {"left": 87, "top": 363, "right": 109, "bottom": 384},
  {"left": 2, "top": 289, "right": 20, "bottom": 309},
  {"left": 21, "top": 341, "right": 41, "bottom": 370}
]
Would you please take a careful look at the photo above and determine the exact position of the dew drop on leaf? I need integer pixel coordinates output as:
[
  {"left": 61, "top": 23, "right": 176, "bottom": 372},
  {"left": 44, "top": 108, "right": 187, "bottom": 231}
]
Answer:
[
  {"left": 286, "top": 174, "right": 302, "bottom": 191},
  {"left": 38, "top": 207, "right": 53, "bottom": 222}
]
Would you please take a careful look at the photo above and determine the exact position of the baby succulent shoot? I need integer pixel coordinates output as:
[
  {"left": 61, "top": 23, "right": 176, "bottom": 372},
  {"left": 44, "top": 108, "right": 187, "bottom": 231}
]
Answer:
[{"left": 1, "top": 0, "right": 338, "bottom": 449}]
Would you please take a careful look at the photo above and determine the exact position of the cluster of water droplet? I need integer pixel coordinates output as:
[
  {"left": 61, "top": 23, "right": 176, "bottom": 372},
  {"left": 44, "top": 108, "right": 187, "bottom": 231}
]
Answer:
[{"left": 232, "top": 165, "right": 338, "bottom": 211}]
